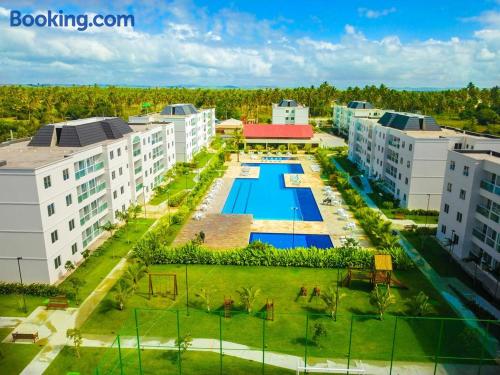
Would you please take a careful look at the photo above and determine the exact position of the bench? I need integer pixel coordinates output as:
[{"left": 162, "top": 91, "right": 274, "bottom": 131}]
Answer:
[
  {"left": 12, "top": 331, "right": 38, "bottom": 343},
  {"left": 297, "top": 360, "right": 366, "bottom": 374},
  {"left": 47, "top": 295, "right": 69, "bottom": 310},
  {"left": 403, "top": 224, "right": 418, "bottom": 231}
]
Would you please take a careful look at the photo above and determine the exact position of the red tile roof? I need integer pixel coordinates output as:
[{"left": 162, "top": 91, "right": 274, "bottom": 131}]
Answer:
[{"left": 243, "top": 124, "right": 313, "bottom": 139}]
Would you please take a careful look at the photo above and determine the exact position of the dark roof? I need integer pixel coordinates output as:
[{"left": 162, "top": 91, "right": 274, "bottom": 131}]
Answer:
[
  {"left": 160, "top": 104, "right": 198, "bottom": 116},
  {"left": 278, "top": 99, "right": 298, "bottom": 107},
  {"left": 377, "top": 112, "right": 441, "bottom": 131},
  {"left": 28, "top": 118, "right": 133, "bottom": 147},
  {"left": 243, "top": 124, "right": 313, "bottom": 139},
  {"left": 347, "top": 101, "right": 374, "bottom": 109}
]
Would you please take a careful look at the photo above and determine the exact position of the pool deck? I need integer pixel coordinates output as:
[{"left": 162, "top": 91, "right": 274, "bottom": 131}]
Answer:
[{"left": 174, "top": 154, "right": 371, "bottom": 249}]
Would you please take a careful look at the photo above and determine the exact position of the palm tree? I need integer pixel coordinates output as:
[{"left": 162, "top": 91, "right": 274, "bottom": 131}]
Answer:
[
  {"left": 370, "top": 285, "right": 396, "bottom": 320},
  {"left": 195, "top": 288, "right": 212, "bottom": 312},
  {"left": 408, "top": 291, "right": 431, "bottom": 316},
  {"left": 66, "top": 328, "right": 83, "bottom": 358},
  {"left": 232, "top": 129, "right": 245, "bottom": 162},
  {"left": 69, "top": 277, "right": 86, "bottom": 305},
  {"left": 124, "top": 263, "right": 147, "bottom": 292},
  {"left": 378, "top": 232, "right": 399, "bottom": 248},
  {"left": 114, "top": 279, "right": 132, "bottom": 311},
  {"left": 237, "top": 286, "right": 260, "bottom": 313},
  {"left": 101, "top": 221, "right": 118, "bottom": 258},
  {"left": 321, "top": 286, "right": 345, "bottom": 318}
]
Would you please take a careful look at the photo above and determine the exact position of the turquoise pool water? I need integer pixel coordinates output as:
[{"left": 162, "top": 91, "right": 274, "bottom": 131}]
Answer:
[
  {"left": 222, "top": 163, "right": 322, "bottom": 221},
  {"left": 250, "top": 232, "right": 333, "bottom": 249}
]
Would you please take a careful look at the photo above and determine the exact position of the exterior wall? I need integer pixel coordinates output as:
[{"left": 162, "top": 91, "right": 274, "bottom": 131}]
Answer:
[
  {"left": 334, "top": 104, "right": 384, "bottom": 138},
  {"left": 436, "top": 151, "right": 500, "bottom": 298},
  {"left": 272, "top": 105, "right": 309, "bottom": 125},
  {"left": 0, "top": 122, "right": 178, "bottom": 284}
]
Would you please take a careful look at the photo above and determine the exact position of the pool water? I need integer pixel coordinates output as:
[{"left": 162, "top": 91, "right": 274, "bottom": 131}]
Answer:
[
  {"left": 262, "top": 156, "right": 292, "bottom": 161},
  {"left": 222, "top": 163, "right": 322, "bottom": 221},
  {"left": 250, "top": 232, "right": 333, "bottom": 249}
]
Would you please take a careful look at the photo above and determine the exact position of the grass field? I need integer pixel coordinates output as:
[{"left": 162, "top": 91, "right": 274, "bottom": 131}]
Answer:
[
  {"left": 77, "top": 263, "right": 490, "bottom": 368},
  {"left": 0, "top": 294, "right": 47, "bottom": 317},
  {"left": 45, "top": 346, "right": 294, "bottom": 375},
  {"left": 0, "top": 328, "right": 42, "bottom": 374}
]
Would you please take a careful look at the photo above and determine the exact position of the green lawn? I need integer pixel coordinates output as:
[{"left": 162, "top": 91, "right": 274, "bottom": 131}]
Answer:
[
  {"left": 368, "top": 192, "right": 439, "bottom": 224},
  {"left": 78, "top": 264, "right": 484, "bottom": 366},
  {"left": 59, "top": 218, "right": 154, "bottom": 305},
  {"left": 0, "top": 294, "right": 47, "bottom": 317},
  {"left": 0, "top": 328, "right": 42, "bottom": 374},
  {"left": 433, "top": 113, "right": 500, "bottom": 136},
  {"left": 45, "top": 346, "right": 293, "bottom": 375}
]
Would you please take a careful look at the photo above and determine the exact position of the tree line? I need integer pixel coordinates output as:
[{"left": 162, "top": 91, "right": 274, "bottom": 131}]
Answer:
[{"left": 0, "top": 82, "right": 498, "bottom": 141}]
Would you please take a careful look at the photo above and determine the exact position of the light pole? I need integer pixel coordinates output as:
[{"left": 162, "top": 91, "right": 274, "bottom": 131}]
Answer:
[
  {"left": 291, "top": 207, "right": 298, "bottom": 248},
  {"left": 17, "top": 257, "right": 27, "bottom": 313}
]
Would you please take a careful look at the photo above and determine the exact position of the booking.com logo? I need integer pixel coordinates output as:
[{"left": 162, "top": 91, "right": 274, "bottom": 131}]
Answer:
[{"left": 10, "top": 10, "right": 134, "bottom": 31}]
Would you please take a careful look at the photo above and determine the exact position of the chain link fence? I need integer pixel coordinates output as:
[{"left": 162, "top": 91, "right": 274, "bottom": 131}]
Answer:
[{"left": 94, "top": 308, "right": 499, "bottom": 374}]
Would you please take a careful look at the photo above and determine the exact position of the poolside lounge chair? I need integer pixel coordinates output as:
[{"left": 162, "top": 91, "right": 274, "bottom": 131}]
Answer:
[
  {"left": 322, "top": 197, "right": 332, "bottom": 205},
  {"left": 193, "top": 212, "right": 204, "bottom": 221}
]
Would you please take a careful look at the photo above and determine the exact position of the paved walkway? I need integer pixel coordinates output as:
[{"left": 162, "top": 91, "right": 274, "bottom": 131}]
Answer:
[{"left": 80, "top": 334, "right": 497, "bottom": 375}]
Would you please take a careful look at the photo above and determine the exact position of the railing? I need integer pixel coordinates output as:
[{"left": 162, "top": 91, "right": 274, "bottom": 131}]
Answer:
[
  {"left": 476, "top": 205, "right": 500, "bottom": 224},
  {"left": 480, "top": 180, "right": 500, "bottom": 196},
  {"left": 135, "top": 183, "right": 143, "bottom": 192},
  {"left": 78, "top": 182, "right": 106, "bottom": 203},
  {"left": 133, "top": 148, "right": 141, "bottom": 157},
  {"left": 135, "top": 166, "right": 142, "bottom": 175},
  {"left": 387, "top": 140, "right": 400, "bottom": 148},
  {"left": 82, "top": 227, "right": 102, "bottom": 248},
  {"left": 80, "top": 202, "right": 108, "bottom": 226},
  {"left": 75, "top": 161, "right": 104, "bottom": 180},
  {"left": 472, "top": 228, "right": 486, "bottom": 242}
]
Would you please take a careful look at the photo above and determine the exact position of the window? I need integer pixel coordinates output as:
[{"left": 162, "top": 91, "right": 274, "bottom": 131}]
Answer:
[
  {"left": 51, "top": 230, "right": 58, "bottom": 243},
  {"left": 409, "top": 144, "right": 413, "bottom": 151},
  {"left": 69, "top": 219, "right": 75, "bottom": 231},
  {"left": 47, "top": 203, "right": 55, "bottom": 216},
  {"left": 43, "top": 175, "right": 51, "bottom": 189},
  {"left": 119, "top": 167, "right": 123, "bottom": 176},
  {"left": 459, "top": 189, "right": 466, "bottom": 200},
  {"left": 447, "top": 183, "right": 452, "bottom": 192},
  {"left": 398, "top": 173, "right": 401, "bottom": 180},
  {"left": 110, "top": 150, "right": 114, "bottom": 159},
  {"left": 407, "top": 161, "right": 411, "bottom": 168},
  {"left": 71, "top": 243, "right": 78, "bottom": 255},
  {"left": 113, "top": 191, "right": 118, "bottom": 199},
  {"left": 405, "top": 177, "right": 408, "bottom": 185},
  {"left": 112, "top": 171, "right": 116, "bottom": 180},
  {"left": 449, "top": 161, "right": 455, "bottom": 171},
  {"left": 120, "top": 186, "right": 124, "bottom": 194},
  {"left": 54, "top": 255, "right": 61, "bottom": 269},
  {"left": 441, "top": 225, "right": 447, "bottom": 234},
  {"left": 456, "top": 212, "right": 463, "bottom": 223},
  {"left": 463, "top": 166, "right": 469, "bottom": 176},
  {"left": 444, "top": 204, "right": 449, "bottom": 213},
  {"left": 117, "top": 148, "right": 121, "bottom": 157},
  {"left": 66, "top": 194, "right": 72, "bottom": 206},
  {"left": 63, "top": 169, "right": 69, "bottom": 181},
  {"left": 452, "top": 233, "right": 459, "bottom": 245}
]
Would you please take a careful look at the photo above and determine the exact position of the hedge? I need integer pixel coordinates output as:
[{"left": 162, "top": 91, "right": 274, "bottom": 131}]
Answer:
[
  {"left": 0, "top": 282, "right": 67, "bottom": 297},
  {"left": 132, "top": 242, "right": 413, "bottom": 270}
]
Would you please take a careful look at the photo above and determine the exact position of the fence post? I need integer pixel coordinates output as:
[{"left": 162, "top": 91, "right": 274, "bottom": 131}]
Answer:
[
  {"left": 433, "top": 319, "right": 444, "bottom": 375},
  {"left": 389, "top": 317, "right": 398, "bottom": 375},
  {"left": 176, "top": 309, "right": 182, "bottom": 375},
  {"left": 219, "top": 312, "right": 223, "bottom": 375},
  {"left": 262, "top": 313, "right": 266, "bottom": 375},
  {"left": 347, "top": 315, "right": 354, "bottom": 371},
  {"left": 478, "top": 321, "right": 489, "bottom": 375},
  {"left": 304, "top": 314, "right": 309, "bottom": 369},
  {"left": 134, "top": 308, "right": 143, "bottom": 375},
  {"left": 117, "top": 334, "right": 124, "bottom": 375}
]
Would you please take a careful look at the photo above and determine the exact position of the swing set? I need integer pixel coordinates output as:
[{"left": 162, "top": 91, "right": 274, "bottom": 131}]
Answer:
[{"left": 148, "top": 273, "right": 178, "bottom": 300}]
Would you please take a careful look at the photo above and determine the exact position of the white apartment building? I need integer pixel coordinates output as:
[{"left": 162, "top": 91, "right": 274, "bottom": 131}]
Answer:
[
  {"left": 130, "top": 104, "right": 215, "bottom": 162},
  {"left": 333, "top": 101, "right": 384, "bottom": 137},
  {"left": 272, "top": 99, "right": 309, "bottom": 125},
  {"left": 347, "top": 112, "right": 500, "bottom": 210},
  {"left": 436, "top": 150, "right": 500, "bottom": 299},
  {"left": 0, "top": 117, "right": 175, "bottom": 284}
]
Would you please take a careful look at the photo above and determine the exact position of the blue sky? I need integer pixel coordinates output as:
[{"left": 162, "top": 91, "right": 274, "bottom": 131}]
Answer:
[{"left": 0, "top": 0, "right": 499, "bottom": 87}]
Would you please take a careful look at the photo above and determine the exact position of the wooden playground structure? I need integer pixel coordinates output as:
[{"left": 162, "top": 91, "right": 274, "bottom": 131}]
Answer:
[
  {"left": 148, "top": 273, "right": 178, "bottom": 300},
  {"left": 342, "top": 254, "right": 407, "bottom": 289}
]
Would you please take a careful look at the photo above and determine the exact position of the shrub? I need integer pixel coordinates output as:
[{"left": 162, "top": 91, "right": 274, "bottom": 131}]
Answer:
[
  {"left": 0, "top": 282, "right": 66, "bottom": 296},
  {"left": 169, "top": 190, "right": 189, "bottom": 207}
]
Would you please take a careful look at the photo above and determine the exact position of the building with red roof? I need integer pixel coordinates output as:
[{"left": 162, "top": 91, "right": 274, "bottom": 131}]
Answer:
[{"left": 242, "top": 124, "right": 319, "bottom": 147}]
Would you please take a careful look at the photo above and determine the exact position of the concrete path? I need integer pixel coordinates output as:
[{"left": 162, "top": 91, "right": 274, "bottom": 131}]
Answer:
[
  {"left": 0, "top": 316, "right": 25, "bottom": 328},
  {"left": 81, "top": 334, "right": 498, "bottom": 375}
]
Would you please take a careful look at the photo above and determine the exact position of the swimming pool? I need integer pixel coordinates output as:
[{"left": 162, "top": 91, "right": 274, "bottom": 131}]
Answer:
[
  {"left": 250, "top": 232, "right": 333, "bottom": 249},
  {"left": 222, "top": 163, "right": 322, "bottom": 221},
  {"left": 262, "top": 156, "right": 293, "bottom": 161}
]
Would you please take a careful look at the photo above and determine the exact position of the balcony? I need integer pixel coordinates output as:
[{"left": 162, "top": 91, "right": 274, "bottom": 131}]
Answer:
[
  {"left": 134, "top": 166, "right": 142, "bottom": 175},
  {"left": 136, "top": 183, "right": 143, "bottom": 192},
  {"left": 480, "top": 180, "right": 500, "bottom": 196},
  {"left": 476, "top": 205, "right": 500, "bottom": 224},
  {"left": 80, "top": 202, "right": 108, "bottom": 226},
  {"left": 133, "top": 149, "right": 141, "bottom": 157},
  {"left": 75, "top": 161, "right": 104, "bottom": 180},
  {"left": 77, "top": 181, "right": 106, "bottom": 203},
  {"left": 387, "top": 140, "right": 400, "bottom": 149},
  {"left": 472, "top": 228, "right": 486, "bottom": 242}
]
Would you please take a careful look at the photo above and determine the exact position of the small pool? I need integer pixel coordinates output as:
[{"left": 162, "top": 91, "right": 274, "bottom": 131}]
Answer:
[
  {"left": 262, "top": 156, "right": 293, "bottom": 161},
  {"left": 250, "top": 232, "right": 333, "bottom": 249}
]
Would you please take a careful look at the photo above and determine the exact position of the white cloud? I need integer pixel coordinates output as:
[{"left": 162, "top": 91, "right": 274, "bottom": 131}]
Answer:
[
  {"left": 0, "top": 6, "right": 9, "bottom": 18},
  {"left": 0, "top": 7, "right": 498, "bottom": 87},
  {"left": 358, "top": 7, "right": 396, "bottom": 19}
]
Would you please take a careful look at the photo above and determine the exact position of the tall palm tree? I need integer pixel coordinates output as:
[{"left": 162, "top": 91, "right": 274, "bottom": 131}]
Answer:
[
  {"left": 124, "top": 263, "right": 147, "bottom": 292},
  {"left": 321, "top": 286, "right": 345, "bottom": 318},
  {"left": 114, "top": 279, "right": 132, "bottom": 311},
  {"left": 370, "top": 285, "right": 396, "bottom": 320},
  {"left": 233, "top": 129, "right": 245, "bottom": 162}
]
